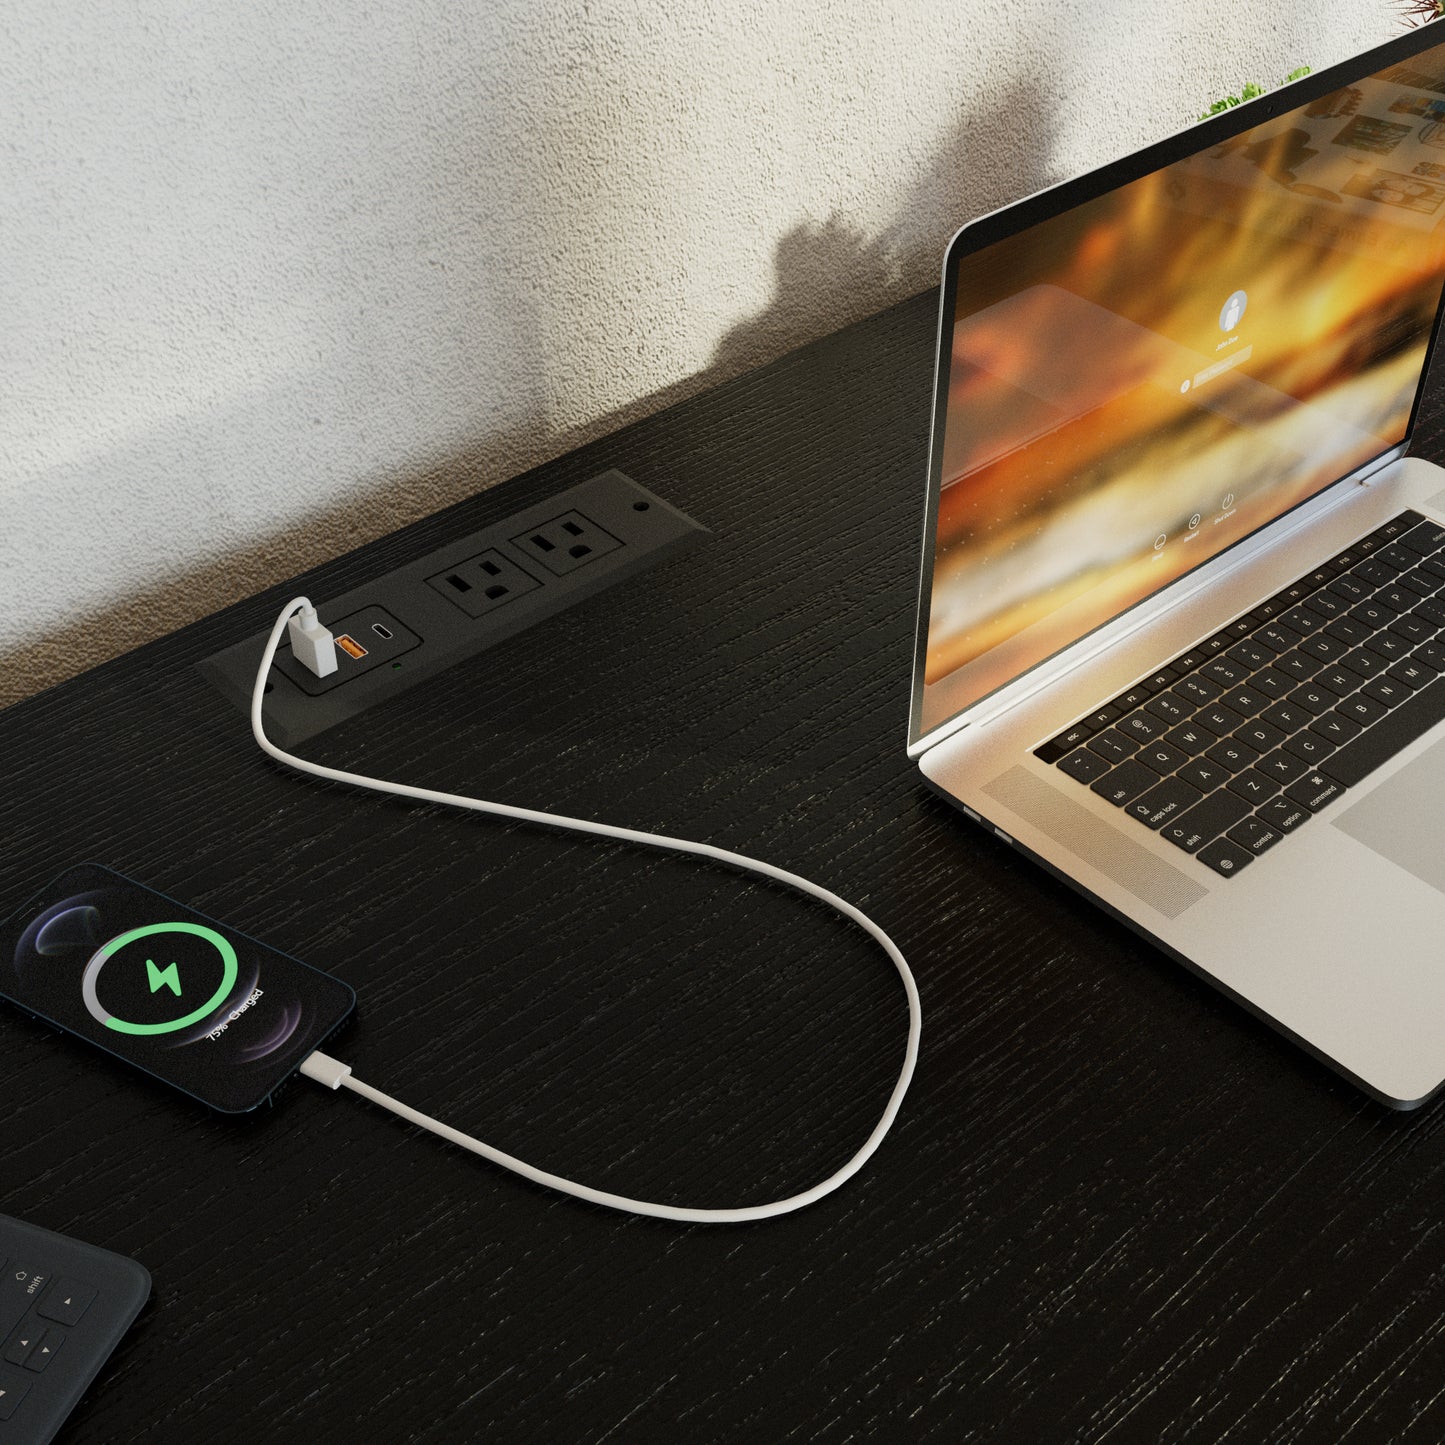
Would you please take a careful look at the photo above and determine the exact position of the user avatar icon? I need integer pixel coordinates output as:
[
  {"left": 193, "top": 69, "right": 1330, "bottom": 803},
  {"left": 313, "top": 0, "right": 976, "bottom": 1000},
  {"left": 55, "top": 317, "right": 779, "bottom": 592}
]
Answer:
[
  {"left": 1213, "top": 289, "right": 1248, "bottom": 330},
  {"left": 1219, "top": 290, "right": 1248, "bottom": 332}
]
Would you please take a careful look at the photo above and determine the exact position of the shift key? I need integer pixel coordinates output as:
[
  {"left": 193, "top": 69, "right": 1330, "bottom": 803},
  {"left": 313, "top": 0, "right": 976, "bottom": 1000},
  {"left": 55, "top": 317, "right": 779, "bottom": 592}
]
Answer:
[{"left": 1160, "top": 789, "right": 1252, "bottom": 853}]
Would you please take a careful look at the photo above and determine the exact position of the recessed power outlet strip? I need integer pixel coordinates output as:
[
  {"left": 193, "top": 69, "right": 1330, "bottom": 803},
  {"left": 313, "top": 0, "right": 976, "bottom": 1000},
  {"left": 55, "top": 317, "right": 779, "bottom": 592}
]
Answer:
[{"left": 198, "top": 469, "right": 708, "bottom": 746}]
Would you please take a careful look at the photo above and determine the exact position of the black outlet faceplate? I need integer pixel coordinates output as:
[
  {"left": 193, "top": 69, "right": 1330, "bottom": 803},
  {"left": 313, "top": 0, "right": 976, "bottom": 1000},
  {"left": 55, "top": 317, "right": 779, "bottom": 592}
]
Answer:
[{"left": 198, "top": 469, "right": 708, "bottom": 746}]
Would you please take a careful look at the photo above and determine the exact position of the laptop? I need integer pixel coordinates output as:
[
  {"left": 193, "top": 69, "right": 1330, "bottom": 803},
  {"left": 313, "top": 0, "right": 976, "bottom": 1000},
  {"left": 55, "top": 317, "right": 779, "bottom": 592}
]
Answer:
[{"left": 910, "top": 23, "right": 1445, "bottom": 1109}]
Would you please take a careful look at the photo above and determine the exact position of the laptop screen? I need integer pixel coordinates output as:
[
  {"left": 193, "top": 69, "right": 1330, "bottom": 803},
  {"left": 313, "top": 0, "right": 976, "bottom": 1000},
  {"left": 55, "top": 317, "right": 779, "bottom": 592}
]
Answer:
[{"left": 914, "top": 35, "right": 1445, "bottom": 746}]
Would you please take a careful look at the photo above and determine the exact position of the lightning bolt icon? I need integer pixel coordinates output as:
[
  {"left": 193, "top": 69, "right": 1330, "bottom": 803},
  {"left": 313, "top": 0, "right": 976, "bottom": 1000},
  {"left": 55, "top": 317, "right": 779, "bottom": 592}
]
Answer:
[{"left": 145, "top": 958, "right": 182, "bottom": 997}]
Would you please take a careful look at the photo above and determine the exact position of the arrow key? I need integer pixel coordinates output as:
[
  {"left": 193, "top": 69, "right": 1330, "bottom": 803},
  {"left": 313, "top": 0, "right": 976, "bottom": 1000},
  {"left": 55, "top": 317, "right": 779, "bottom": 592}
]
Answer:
[
  {"left": 24, "top": 1327, "right": 64, "bottom": 1373},
  {"left": 3, "top": 1325, "right": 36, "bottom": 1367},
  {"left": 0, "top": 1365, "right": 32, "bottom": 1420},
  {"left": 38, "top": 1280, "right": 95, "bottom": 1327}
]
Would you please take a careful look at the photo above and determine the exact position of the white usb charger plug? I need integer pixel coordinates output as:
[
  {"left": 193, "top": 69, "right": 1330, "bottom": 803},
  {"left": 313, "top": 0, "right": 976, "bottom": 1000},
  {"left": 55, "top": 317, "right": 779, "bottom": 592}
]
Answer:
[{"left": 287, "top": 604, "right": 338, "bottom": 678}]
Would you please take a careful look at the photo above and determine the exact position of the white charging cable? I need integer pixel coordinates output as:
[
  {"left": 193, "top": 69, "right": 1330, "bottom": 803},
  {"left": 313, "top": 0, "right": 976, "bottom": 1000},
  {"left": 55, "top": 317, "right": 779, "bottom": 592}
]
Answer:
[{"left": 254, "top": 596, "right": 921, "bottom": 1223}]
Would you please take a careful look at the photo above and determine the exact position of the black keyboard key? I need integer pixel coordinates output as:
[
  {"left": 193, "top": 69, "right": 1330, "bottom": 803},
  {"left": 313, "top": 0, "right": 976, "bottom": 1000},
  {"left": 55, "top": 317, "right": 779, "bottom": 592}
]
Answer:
[
  {"left": 1085, "top": 704, "right": 1122, "bottom": 731},
  {"left": 1350, "top": 599, "right": 1395, "bottom": 630},
  {"left": 1058, "top": 748, "right": 1112, "bottom": 785},
  {"left": 1227, "top": 816, "right": 1283, "bottom": 856},
  {"left": 1327, "top": 573, "right": 1371, "bottom": 603},
  {"left": 1226, "top": 640, "right": 1272, "bottom": 671},
  {"left": 1310, "top": 711, "right": 1362, "bottom": 745},
  {"left": 1274, "top": 650, "right": 1318, "bottom": 682},
  {"left": 1205, "top": 737, "right": 1260, "bottom": 773},
  {"left": 1352, "top": 558, "right": 1396, "bottom": 588},
  {"left": 1178, "top": 756, "right": 1230, "bottom": 792},
  {"left": 1047, "top": 720, "right": 1095, "bottom": 753},
  {"left": 1238, "top": 719, "right": 1287, "bottom": 754},
  {"left": 1375, "top": 585, "right": 1416, "bottom": 615},
  {"left": 1387, "top": 613, "right": 1434, "bottom": 644},
  {"left": 1161, "top": 790, "right": 1252, "bottom": 853},
  {"left": 1375, "top": 510, "right": 1425, "bottom": 540},
  {"left": 0, "top": 1368, "right": 31, "bottom": 1421},
  {"left": 1376, "top": 543, "right": 1419, "bottom": 572},
  {"left": 1258, "top": 749, "right": 1309, "bottom": 784},
  {"left": 1283, "top": 731, "right": 1334, "bottom": 765},
  {"left": 1272, "top": 582, "right": 1317, "bottom": 609},
  {"left": 1086, "top": 729, "right": 1136, "bottom": 763},
  {"left": 1090, "top": 760, "right": 1157, "bottom": 807},
  {"left": 1398, "top": 519, "right": 1445, "bottom": 555},
  {"left": 1196, "top": 703, "right": 1247, "bottom": 736},
  {"left": 1221, "top": 684, "right": 1268, "bottom": 717},
  {"left": 1145, "top": 692, "right": 1189, "bottom": 725},
  {"left": 1262, "top": 700, "right": 1310, "bottom": 733},
  {"left": 1325, "top": 615, "right": 1373, "bottom": 646},
  {"left": 1251, "top": 667, "right": 1294, "bottom": 700},
  {"left": 1394, "top": 569, "right": 1436, "bottom": 599},
  {"left": 1197, "top": 836, "right": 1254, "bottom": 877},
  {"left": 1416, "top": 553, "right": 1445, "bottom": 584},
  {"left": 1199, "top": 631, "right": 1236, "bottom": 656},
  {"left": 1305, "top": 591, "right": 1348, "bottom": 619},
  {"left": 36, "top": 1288, "right": 94, "bottom": 1329},
  {"left": 1256, "top": 622, "right": 1302, "bottom": 654},
  {"left": 1388, "top": 659, "right": 1431, "bottom": 691},
  {"left": 1173, "top": 649, "right": 1209, "bottom": 674},
  {"left": 1225, "top": 769, "right": 1277, "bottom": 805},
  {"left": 1223, "top": 617, "right": 1256, "bottom": 639},
  {"left": 1164, "top": 722, "right": 1213, "bottom": 756},
  {"left": 1176, "top": 674, "right": 1223, "bottom": 706},
  {"left": 1126, "top": 777, "right": 1203, "bottom": 829},
  {"left": 1363, "top": 675, "right": 1411, "bottom": 709},
  {"left": 1340, "top": 647, "right": 1387, "bottom": 680},
  {"left": 1286, "top": 683, "right": 1333, "bottom": 715},
  {"left": 1119, "top": 711, "right": 1167, "bottom": 743},
  {"left": 1414, "top": 597, "right": 1445, "bottom": 628},
  {"left": 1337, "top": 692, "right": 1389, "bottom": 727},
  {"left": 1112, "top": 685, "right": 1153, "bottom": 712},
  {"left": 1202, "top": 657, "right": 1250, "bottom": 688},
  {"left": 1142, "top": 666, "right": 1180, "bottom": 692},
  {"left": 1323, "top": 677, "right": 1445, "bottom": 787},
  {"left": 1299, "top": 633, "right": 1348, "bottom": 664},
  {"left": 1259, "top": 795, "right": 1310, "bottom": 833},
  {"left": 1314, "top": 665, "right": 1357, "bottom": 697},
  {"left": 1414, "top": 640, "right": 1445, "bottom": 672},
  {"left": 1135, "top": 740, "right": 1190, "bottom": 775},
  {"left": 1281, "top": 605, "right": 1329, "bottom": 636},
  {"left": 1285, "top": 770, "right": 1345, "bottom": 812}
]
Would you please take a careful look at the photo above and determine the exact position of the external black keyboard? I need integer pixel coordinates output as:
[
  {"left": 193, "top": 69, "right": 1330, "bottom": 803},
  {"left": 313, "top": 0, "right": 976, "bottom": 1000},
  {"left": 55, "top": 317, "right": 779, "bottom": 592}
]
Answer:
[
  {"left": 1036, "top": 510, "right": 1445, "bottom": 877},
  {"left": 0, "top": 1214, "right": 149, "bottom": 1444}
]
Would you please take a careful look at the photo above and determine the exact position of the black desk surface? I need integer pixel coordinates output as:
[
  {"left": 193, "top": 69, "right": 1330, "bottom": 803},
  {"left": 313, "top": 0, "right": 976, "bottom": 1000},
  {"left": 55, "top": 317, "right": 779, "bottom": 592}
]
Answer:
[{"left": 7, "top": 289, "right": 1445, "bottom": 1444}]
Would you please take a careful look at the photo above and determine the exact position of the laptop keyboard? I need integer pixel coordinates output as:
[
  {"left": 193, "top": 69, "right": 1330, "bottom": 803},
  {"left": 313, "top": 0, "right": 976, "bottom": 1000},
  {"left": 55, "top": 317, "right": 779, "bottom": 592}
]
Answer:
[{"left": 1035, "top": 510, "right": 1445, "bottom": 877}]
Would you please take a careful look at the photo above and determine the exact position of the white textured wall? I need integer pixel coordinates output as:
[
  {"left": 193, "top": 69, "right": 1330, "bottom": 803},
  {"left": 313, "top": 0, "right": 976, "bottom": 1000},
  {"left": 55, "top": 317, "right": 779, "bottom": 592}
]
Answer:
[{"left": 1, "top": 1, "right": 1396, "bottom": 703}]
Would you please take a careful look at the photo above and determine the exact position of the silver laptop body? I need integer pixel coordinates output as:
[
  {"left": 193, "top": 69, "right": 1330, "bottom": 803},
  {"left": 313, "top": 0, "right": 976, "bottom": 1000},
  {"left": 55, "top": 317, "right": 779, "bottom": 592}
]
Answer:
[{"left": 910, "top": 25, "right": 1445, "bottom": 1107}]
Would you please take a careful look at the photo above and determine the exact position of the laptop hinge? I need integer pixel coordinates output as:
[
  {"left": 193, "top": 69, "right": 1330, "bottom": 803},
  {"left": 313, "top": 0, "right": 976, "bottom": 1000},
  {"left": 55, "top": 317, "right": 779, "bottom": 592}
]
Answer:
[{"left": 914, "top": 443, "right": 1408, "bottom": 754}]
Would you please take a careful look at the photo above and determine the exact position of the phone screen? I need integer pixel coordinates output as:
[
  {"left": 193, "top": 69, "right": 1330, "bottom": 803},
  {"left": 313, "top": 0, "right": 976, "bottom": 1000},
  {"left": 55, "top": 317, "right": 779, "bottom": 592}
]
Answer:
[{"left": 0, "top": 864, "right": 355, "bottom": 1112}]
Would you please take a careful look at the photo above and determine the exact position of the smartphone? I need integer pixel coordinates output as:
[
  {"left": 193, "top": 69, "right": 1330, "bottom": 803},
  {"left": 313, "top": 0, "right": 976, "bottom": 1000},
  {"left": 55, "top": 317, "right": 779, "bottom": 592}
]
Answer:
[{"left": 0, "top": 863, "right": 356, "bottom": 1113}]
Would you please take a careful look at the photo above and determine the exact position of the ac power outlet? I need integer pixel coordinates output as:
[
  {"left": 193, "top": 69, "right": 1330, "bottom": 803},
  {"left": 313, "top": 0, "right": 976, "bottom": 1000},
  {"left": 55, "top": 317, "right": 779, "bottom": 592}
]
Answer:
[
  {"left": 511, "top": 511, "right": 621, "bottom": 576},
  {"left": 426, "top": 549, "right": 542, "bottom": 618},
  {"left": 198, "top": 469, "right": 707, "bottom": 746}
]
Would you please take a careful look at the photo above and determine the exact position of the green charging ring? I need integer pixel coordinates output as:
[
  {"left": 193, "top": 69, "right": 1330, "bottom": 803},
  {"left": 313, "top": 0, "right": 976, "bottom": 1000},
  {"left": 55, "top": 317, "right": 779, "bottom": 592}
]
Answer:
[{"left": 81, "top": 922, "right": 240, "bottom": 1036}]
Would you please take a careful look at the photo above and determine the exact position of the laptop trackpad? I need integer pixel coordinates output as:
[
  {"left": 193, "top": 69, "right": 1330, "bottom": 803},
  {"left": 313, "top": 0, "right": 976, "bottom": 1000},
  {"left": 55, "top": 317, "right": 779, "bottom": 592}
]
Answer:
[{"left": 1333, "top": 734, "right": 1445, "bottom": 894}]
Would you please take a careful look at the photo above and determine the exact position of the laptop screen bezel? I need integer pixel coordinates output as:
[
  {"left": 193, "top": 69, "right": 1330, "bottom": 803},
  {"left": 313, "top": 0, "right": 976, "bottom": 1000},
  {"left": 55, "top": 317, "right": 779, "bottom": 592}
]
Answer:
[{"left": 909, "top": 21, "right": 1445, "bottom": 756}]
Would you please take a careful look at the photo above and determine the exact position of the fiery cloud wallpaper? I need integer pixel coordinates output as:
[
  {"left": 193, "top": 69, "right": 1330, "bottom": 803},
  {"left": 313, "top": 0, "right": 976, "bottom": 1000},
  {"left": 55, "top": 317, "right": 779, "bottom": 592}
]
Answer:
[{"left": 919, "top": 45, "right": 1445, "bottom": 739}]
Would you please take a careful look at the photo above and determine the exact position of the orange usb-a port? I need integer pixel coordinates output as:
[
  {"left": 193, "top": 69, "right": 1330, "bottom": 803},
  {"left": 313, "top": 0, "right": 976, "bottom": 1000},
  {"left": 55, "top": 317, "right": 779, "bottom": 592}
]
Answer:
[{"left": 335, "top": 633, "right": 368, "bottom": 661}]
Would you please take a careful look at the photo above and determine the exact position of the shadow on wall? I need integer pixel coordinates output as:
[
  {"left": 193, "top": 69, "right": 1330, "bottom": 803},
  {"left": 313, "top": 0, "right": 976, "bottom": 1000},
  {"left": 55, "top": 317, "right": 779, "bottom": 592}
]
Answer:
[
  {"left": 1, "top": 80, "right": 1059, "bottom": 708},
  {"left": 551, "top": 77, "right": 1062, "bottom": 451}
]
